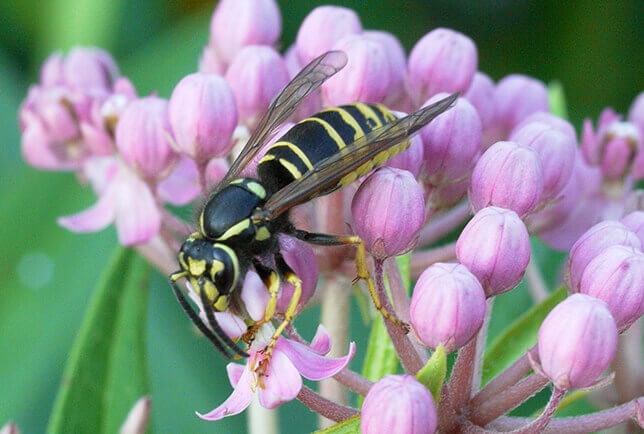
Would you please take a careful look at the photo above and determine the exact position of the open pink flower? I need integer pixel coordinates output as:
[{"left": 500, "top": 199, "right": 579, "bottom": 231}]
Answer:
[
  {"left": 57, "top": 157, "right": 161, "bottom": 246},
  {"left": 197, "top": 325, "right": 355, "bottom": 421}
]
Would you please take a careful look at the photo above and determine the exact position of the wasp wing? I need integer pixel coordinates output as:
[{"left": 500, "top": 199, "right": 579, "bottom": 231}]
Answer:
[
  {"left": 219, "top": 50, "right": 348, "bottom": 186},
  {"left": 261, "top": 93, "right": 458, "bottom": 218}
]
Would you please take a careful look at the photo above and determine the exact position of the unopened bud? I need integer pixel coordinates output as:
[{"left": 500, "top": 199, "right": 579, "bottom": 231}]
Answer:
[
  {"left": 469, "top": 141, "right": 544, "bottom": 217},
  {"left": 492, "top": 74, "right": 549, "bottom": 139},
  {"left": 456, "top": 207, "right": 531, "bottom": 297},
  {"left": 410, "top": 263, "right": 486, "bottom": 352},
  {"left": 408, "top": 28, "right": 478, "bottom": 105},
  {"left": 361, "top": 375, "right": 437, "bottom": 434},
  {"left": 351, "top": 167, "right": 425, "bottom": 259},
  {"left": 538, "top": 294, "right": 618, "bottom": 390}
]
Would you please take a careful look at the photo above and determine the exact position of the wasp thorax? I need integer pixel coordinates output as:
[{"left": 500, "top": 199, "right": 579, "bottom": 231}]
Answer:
[{"left": 178, "top": 236, "right": 240, "bottom": 310}]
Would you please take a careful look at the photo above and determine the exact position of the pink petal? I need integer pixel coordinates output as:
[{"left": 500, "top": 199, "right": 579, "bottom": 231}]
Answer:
[
  {"left": 277, "top": 337, "right": 356, "bottom": 381},
  {"left": 82, "top": 156, "right": 119, "bottom": 195},
  {"left": 226, "top": 362, "right": 246, "bottom": 387},
  {"left": 257, "top": 349, "right": 302, "bottom": 409},
  {"left": 21, "top": 121, "right": 76, "bottom": 170},
  {"left": 114, "top": 170, "right": 161, "bottom": 245},
  {"left": 57, "top": 183, "right": 116, "bottom": 232},
  {"left": 80, "top": 122, "right": 113, "bottom": 156},
  {"left": 214, "top": 311, "right": 247, "bottom": 340},
  {"left": 157, "top": 156, "right": 201, "bottom": 206},
  {"left": 309, "top": 325, "right": 332, "bottom": 355},
  {"left": 197, "top": 362, "right": 254, "bottom": 420},
  {"left": 240, "top": 271, "right": 270, "bottom": 322}
]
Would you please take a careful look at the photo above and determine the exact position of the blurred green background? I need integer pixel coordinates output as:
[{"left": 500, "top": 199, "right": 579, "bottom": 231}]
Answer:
[{"left": 0, "top": 1, "right": 641, "bottom": 433}]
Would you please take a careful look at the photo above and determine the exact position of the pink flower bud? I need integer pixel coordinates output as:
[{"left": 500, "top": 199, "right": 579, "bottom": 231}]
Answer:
[
  {"left": 322, "top": 34, "right": 391, "bottom": 106},
  {"left": 429, "top": 178, "right": 469, "bottom": 210},
  {"left": 408, "top": 28, "right": 478, "bottom": 104},
  {"left": 567, "top": 220, "right": 641, "bottom": 292},
  {"left": 538, "top": 294, "right": 618, "bottom": 390},
  {"left": 40, "top": 52, "right": 64, "bottom": 86},
  {"left": 363, "top": 30, "right": 408, "bottom": 107},
  {"left": 628, "top": 91, "right": 644, "bottom": 138},
  {"left": 198, "top": 46, "right": 225, "bottom": 75},
  {"left": 579, "top": 245, "right": 644, "bottom": 332},
  {"left": 62, "top": 47, "right": 119, "bottom": 92},
  {"left": 510, "top": 121, "right": 576, "bottom": 201},
  {"left": 361, "top": 375, "right": 437, "bottom": 434},
  {"left": 276, "top": 236, "right": 319, "bottom": 313},
  {"left": 464, "top": 71, "right": 495, "bottom": 131},
  {"left": 225, "top": 46, "right": 289, "bottom": 128},
  {"left": 205, "top": 157, "right": 229, "bottom": 187},
  {"left": 209, "top": 0, "right": 281, "bottom": 64},
  {"left": 410, "top": 263, "right": 486, "bottom": 352},
  {"left": 295, "top": 6, "right": 362, "bottom": 64},
  {"left": 621, "top": 211, "right": 644, "bottom": 244},
  {"left": 168, "top": 73, "right": 238, "bottom": 163},
  {"left": 514, "top": 111, "right": 577, "bottom": 145},
  {"left": 115, "top": 96, "right": 177, "bottom": 180},
  {"left": 420, "top": 94, "right": 482, "bottom": 186},
  {"left": 469, "top": 141, "right": 544, "bottom": 217},
  {"left": 456, "top": 207, "right": 531, "bottom": 296},
  {"left": 493, "top": 74, "right": 549, "bottom": 139},
  {"left": 351, "top": 167, "right": 425, "bottom": 259},
  {"left": 598, "top": 122, "right": 641, "bottom": 180},
  {"left": 385, "top": 132, "right": 424, "bottom": 177}
]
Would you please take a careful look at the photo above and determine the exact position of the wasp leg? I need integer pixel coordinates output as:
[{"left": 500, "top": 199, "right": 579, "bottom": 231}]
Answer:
[
  {"left": 291, "top": 230, "right": 409, "bottom": 332},
  {"left": 242, "top": 260, "right": 281, "bottom": 344},
  {"left": 258, "top": 254, "right": 302, "bottom": 374},
  {"left": 169, "top": 272, "right": 237, "bottom": 359}
]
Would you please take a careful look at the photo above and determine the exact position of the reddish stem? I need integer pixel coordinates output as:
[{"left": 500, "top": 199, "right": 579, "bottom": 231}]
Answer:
[
  {"left": 417, "top": 201, "right": 471, "bottom": 246},
  {"left": 296, "top": 385, "right": 359, "bottom": 422},
  {"left": 448, "top": 339, "right": 478, "bottom": 414},
  {"left": 410, "top": 241, "right": 457, "bottom": 279}
]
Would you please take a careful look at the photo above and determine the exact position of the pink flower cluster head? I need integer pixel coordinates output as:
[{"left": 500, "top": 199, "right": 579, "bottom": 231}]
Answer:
[{"left": 19, "top": 48, "right": 124, "bottom": 170}]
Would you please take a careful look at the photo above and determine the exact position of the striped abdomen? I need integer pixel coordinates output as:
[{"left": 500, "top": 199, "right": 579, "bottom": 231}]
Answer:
[{"left": 257, "top": 103, "right": 408, "bottom": 194}]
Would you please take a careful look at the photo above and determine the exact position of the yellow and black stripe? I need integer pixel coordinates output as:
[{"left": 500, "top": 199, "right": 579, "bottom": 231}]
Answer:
[{"left": 257, "top": 103, "right": 403, "bottom": 194}]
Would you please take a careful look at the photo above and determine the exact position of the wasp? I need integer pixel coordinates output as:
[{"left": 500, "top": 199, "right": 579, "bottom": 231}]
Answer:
[{"left": 169, "top": 50, "right": 457, "bottom": 363}]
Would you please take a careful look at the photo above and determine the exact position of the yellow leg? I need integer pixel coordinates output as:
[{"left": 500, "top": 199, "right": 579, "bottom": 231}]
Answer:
[
  {"left": 342, "top": 235, "right": 409, "bottom": 331},
  {"left": 258, "top": 272, "right": 301, "bottom": 375}
]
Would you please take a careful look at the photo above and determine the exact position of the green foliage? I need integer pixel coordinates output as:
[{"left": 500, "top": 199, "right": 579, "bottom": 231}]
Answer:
[
  {"left": 313, "top": 415, "right": 361, "bottom": 434},
  {"left": 482, "top": 287, "right": 567, "bottom": 384},
  {"left": 416, "top": 345, "right": 447, "bottom": 404},
  {"left": 47, "top": 247, "right": 150, "bottom": 434}
]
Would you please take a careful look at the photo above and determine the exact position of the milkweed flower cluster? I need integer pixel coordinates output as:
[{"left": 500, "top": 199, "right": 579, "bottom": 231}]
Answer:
[{"left": 17, "top": 1, "right": 643, "bottom": 433}]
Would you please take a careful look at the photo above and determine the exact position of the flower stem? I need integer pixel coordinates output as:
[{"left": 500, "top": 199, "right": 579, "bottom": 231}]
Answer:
[
  {"left": 472, "top": 298, "right": 494, "bottom": 393},
  {"left": 319, "top": 276, "right": 350, "bottom": 428},
  {"left": 162, "top": 210, "right": 192, "bottom": 237},
  {"left": 197, "top": 161, "right": 208, "bottom": 195},
  {"left": 297, "top": 385, "right": 359, "bottom": 422},
  {"left": 417, "top": 201, "right": 471, "bottom": 246},
  {"left": 447, "top": 338, "right": 478, "bottom": 413},
  {"left": 471, "top": 346, "right": 536, "bottom": 408},
  {"left": 469, "top": 373, "right": 549, "bottom": 426},
  {"left": 488, "top": 397, "right": 644, "bottom": 433},
  {"left": 525, "top": 258, "right": 549, "bottom": 303},
  {"left": 333, "top": 369, "right": 374, "bottom": 396},
  {"left": 374, "top": 259, "right": 424, "bottom": 374},
  {"left": 248, "top": 398, "right": 277, "bottom": 434},
  {"left": 410, "top": 241, "right": 457, "bottom": 279}
]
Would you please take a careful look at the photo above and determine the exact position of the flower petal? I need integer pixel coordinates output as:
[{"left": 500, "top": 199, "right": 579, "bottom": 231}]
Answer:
[
  {"left": 80, "top": 122, "right": 113, "bottom": 156},
  {"left": 240, "top": 271, "right": 270, "bottom": 323},
  {"left": 277, "top": 338, "right": 356, "bottom": 381},
  {"left": 309, "top": 324, "right": 332, "bottom": 355},
  {"left": 184, "top": 281, "right": 248, "bottom": 340},
  {"left": 197, "top": 362, "right": 254, "bottom": 421},
  {"left": 226, "top": 362, "right": 246, "bottom": 387},
  {"left": 157, "top": 156, "right": 201, "bottom": 206},
  {"left": 57, "top": 183, "right": 116, "bottom": 232},
  {"left": 82, "top": 156, "right": 119, "bottom": 195},
  {"left": 257, "top": 349, "right": 302, "bottom": 409},
  {"left": 114, "top": 170, "right": 161, "bottom": 245}
]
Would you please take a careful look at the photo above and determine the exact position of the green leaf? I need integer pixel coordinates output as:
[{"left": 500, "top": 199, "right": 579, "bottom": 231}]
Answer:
[
  {"left": 482, "top": 286, "right": 566, "bottom": 384},
  {"left": 548, "top": 81, "right": 569, "bottom": 120},
  {"left": 416, "top": 345, "right": 447, "bottom": 403},
  {"left": 47, "top": 247, "right": 150, "bottom": 434},
  {"left": 531, "top": 390, "right": 590, "bottom": 417},
  {"left": 313, "top": 415, "right": 361, "bottom": 434}
]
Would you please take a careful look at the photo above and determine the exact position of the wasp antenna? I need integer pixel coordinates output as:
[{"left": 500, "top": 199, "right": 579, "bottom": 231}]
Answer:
[
  {"left": 169, "top": 277, "right": 234, "bottom": 360},
  {"left": 197, "top": 286, "right": 250, "bottom": 358}
]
